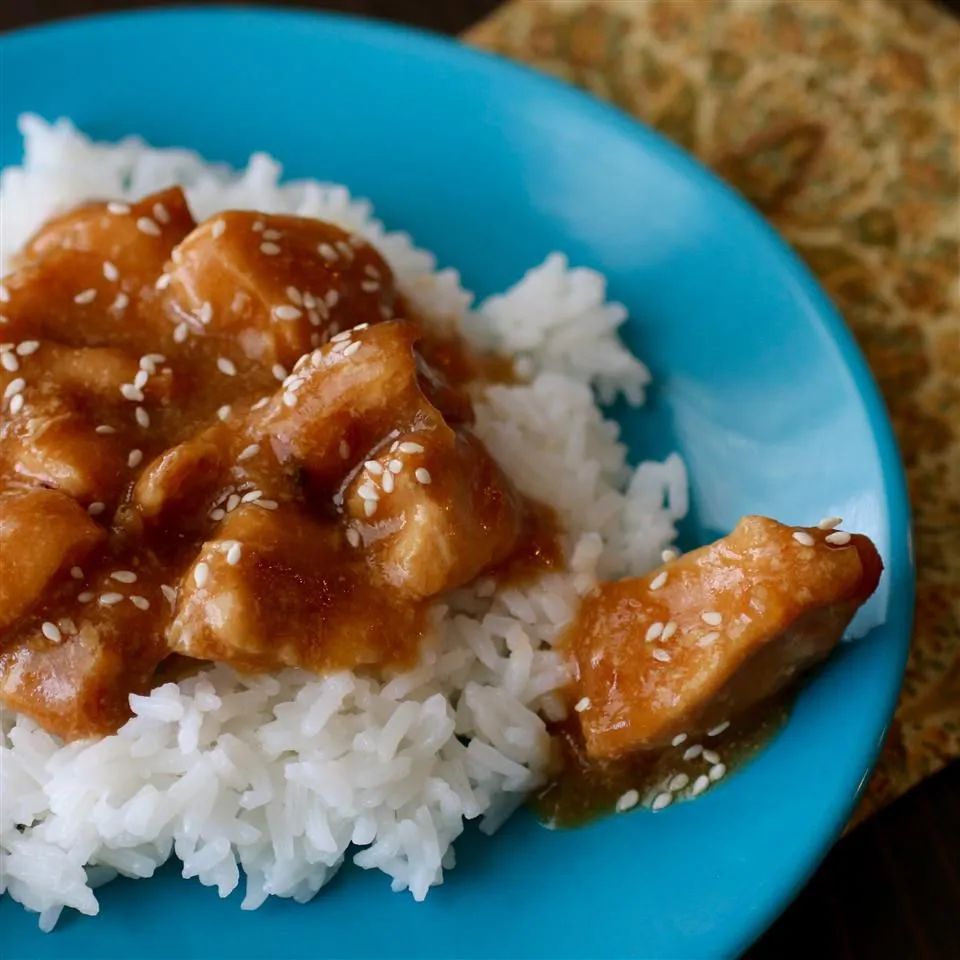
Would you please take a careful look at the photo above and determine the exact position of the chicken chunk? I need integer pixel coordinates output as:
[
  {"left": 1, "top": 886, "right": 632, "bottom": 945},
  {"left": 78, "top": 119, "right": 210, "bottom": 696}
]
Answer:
[
  {"left": 342, "top": 429, "right": 524, "bottom": 597},
  {"left": 163, "top": 211, "right": 398, "bottom": 368},
  {"left": 253, "top": 321, "right": 470, "bottom": 491},
  {"left": 167, "top": 503, "right": 422, "bottom": 673},
  {"left": 2, "top": 188, "right": 194, "bottom": 349},
  {"left": 571, "top": 516, "right": 882, "bottom": 759},
  {"left": 0, "top": 488, "right": 105, "bottom": 630}
]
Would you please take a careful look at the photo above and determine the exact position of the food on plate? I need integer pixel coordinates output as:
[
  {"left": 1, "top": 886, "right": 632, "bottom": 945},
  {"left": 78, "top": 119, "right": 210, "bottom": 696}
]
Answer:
[{"left": 0, "top": 119, "right": 882, "bottom": 930}]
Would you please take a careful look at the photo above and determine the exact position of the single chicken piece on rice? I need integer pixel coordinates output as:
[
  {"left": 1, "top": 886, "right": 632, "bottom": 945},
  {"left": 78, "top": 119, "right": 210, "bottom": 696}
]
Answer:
[
  {"left": 162, "top": 211, "right": 398, "bottom": 368},
  {"left": 571, "top": 516, "right": 882, "bottom": 759},
  {"left": 0, "top": 488, "right": 105, "bottom": 630}
]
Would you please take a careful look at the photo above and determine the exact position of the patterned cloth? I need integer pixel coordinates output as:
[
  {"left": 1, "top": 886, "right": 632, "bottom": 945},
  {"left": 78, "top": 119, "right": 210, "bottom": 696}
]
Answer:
[{"left": 466, "top": 0, "right": 959, "bottom": 819}]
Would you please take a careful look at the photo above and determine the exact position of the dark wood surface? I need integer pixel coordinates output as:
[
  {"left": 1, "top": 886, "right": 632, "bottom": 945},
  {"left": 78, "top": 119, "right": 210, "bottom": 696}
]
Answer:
[{"left": 3, "top": 3, "right": 958, "bottom": 958}]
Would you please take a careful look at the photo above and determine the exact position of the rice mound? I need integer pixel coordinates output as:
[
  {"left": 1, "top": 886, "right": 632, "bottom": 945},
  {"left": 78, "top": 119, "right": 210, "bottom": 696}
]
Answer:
[{"left": 0, "top": 116, "right": 687, "bottom": 931}]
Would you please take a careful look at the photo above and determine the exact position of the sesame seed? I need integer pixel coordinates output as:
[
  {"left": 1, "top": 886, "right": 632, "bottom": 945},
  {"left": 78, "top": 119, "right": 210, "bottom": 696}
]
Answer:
[
  {"left": 381, "top": 471, "right": 395, "bottom": 493},
  {"left": 683, "top": 744, "right": 703, "bottom": 761},
  {"left": 226, "top": 543, "right": 243, "bottom": 566},
  {"left": 107, "top": 201, "right": 130, "bottom": 215},
  {"left": 134, "top": 407, "right": 150, "bottom": 429},
  {"left": 271, "top": 363, "right": 288, "bottom": 380},
  {"left": 8, "top": 394, "right": 23, "bottom": 414},
  {"left": 282, "top": 392, "right": 297, "bottom": 407},
  {"left": 113, "top": 292, "right": 130, "bottom": 310},
  {"left": 251, "top": 396, "right": 269, "bottom": 410},
  {"left": 70, "top": 566, "right": 84, "bottom": 580},
  {"left": 133, "top": 370, "right": 149, "bottom": 390},
  {"left": 651, "top": 792, "right": 672, "bottom": 812},
  {"left": 194, "top": 562, "right": 209, "bottom": 588},
  {"left": 574, "top": 696, "right": 592, "bottom": 712},
  {"left": 358, "top": 482, "right": 380, "bottom": 501},
  {"left": 346, "top": 527, "right": 361, "bottom": 548},
  {"left": 330, "top": 330, "right": 352, "bottom": 344},
  {"left": 317, "top": 243, "right": 338, "bottom": 261},
  {"left": 217, "top": 405, "right": 231, "bottom": 421},
  {"left": 272, "top": 305, "right": 302, "bottom": 322},
  {"left": 363, "top": 499, "right": 377, "bottom": 518},
  {"left": 257, "top": 499, "right": 278, "bottom": 511},
  {"left": 339, "top": 441, "right": 350, "bottom": 459},
  {"left": 155, "top": 273, "right": 172, "bottom": 291},
  {"left": 388, "top": 459, "right": 403, "bottom": 474},
  {"left": 60, "top": 618, "right": 76, "bottom": 635},
  {"left": 153, "top": 202, "right": 170, "bottom": 224},
  {"left": 211, "top": 218, "right": 226, "bottom": 239},
  {"left": 669, "top": 773, "right": 690, "bottom": 792},
  {"left": 645, "top": 622, "right": 664, "bottom": 642},
  {"left": 1, "top": 352, "right": 18, "bottom": 372},
  {"left": 649, "top": 571, "right": 668, "bottom": 591},
  {"left": 818, "top": 516, "right": 842, "bottom": 530},
  {"left": 241, "top": 490, "right": 263, "bottom": 503},
  {"left": 363, "top": 264, "right": 380, "bottom": 279},
  {"left": 160, "top": 584, "right": 177, "bottom": 605},
  {"left": 652, "top": 648, "right": 671, "bottom": 662},
  {"left": 99, "top": 592, "right": 124, "bottom": 606},
  {"left": 74, "top": 288, "right": 97, "bottom": 305},
  {"left": 102, "top": 261, "right": 119, "bottom": 282},
  {"left": 307, "top": 310, "right": 321, "bottom": 327},
  {"left": 3, "top": 377, "right": 25, "bottom": 399},
  {"left": 226, "top": 493, "right": 241, "bottom": 512},
  {"left": 707, "top": 721, "right": 730, "bottom": 737},
  {"left": 16, "top": 340, "right": 39, "bottom": 356},
  {"left": 708, "top": 763, "right": 727, "bottom": 783},
  {"left": 111, "top": 570, "right": 137, "bottom": 583},
  {"left": 364, "top": 460, "right": 384, "bottom": 475},
  {"left": 120, "top": 383, "right": 144, "bottom": 402},
  {"left": 199, "top": 301, "right": 213, "bottom": 325},
  {"left": 701, "top": 611, "right": 722, "bottom": 626},
  {"left": 343, "top": 341, "right": 362, "bottom": 357},
  {"left": 87, "top": 502, "right": 106, "bottom": 516},
  {"left": 325, "top": 290, "right": 339, "bottom": 308},
  {"left": 252, "top": 220, "right": 264, "bottom": 233},
  {"left": 398, "top": 441, "right": 425, "bottom": 454},
  {"left": 41, "top": 621, "right": 62, "bottom": 642},
  {"left": 237, "top": 443, "right": 260, "bottom": 462},
  {"left": 209, "top": 508, "right": 226, "bottom": 521},
  {"left": 173, "top": 322, "right": 188, "bottom": 343},
  {"left": 671, "top": 733, "right": 687, "bottom": 746},
  {"left": 691, "top": 774, "right": 710, "bottom": 796},
  {"left": 260, "top": 241, "right": 281, "bottom": 256},
  {"left": 415, "top": 468, "right": 432, "bottom": 485},
  {"left": 217, "top": 357, "right": 237, "bottom": 376},
  {"left": 661, "top": 621, "right": 678, "bottom": 641},
  {"left": 615, "top": 789, "right": 640, "bottom": 813},
  {"left": 136, "top": 216, "right": 161, "bottom": 236},
  {"left": 661, "top": 547, "right": 680, "bottom": 562},
  {"left": 826, "top": 531, "right": 852, "bottom": 546},
  {"left": 702, "top": 749, "right": 720, "bottom": 764},
  {"left": 792, "top": 530, "right": 815, "bottom": 546},
  {"left": 130, "top": 595, "right": 150, "bottom": 610},
  {"left": 335, "top": 241, "right": 354, "bottom": 260},
  {"left": 127, "top": 449, "right": 143, "bottom": 468},
  {"left": 698, "top": 631, "right": 720, "bottom": 647},
  {"left": 262, "top": 228, "right": 282, "bottom": 241},
  {"left": 77, "top": 591, "right": 94, "bottom": 603},
  {"left": 285, "top": 286, "right": 303, "bottom": 306},
  {"left": 361, "top": 280, "right": 380, "bottom": 293}
]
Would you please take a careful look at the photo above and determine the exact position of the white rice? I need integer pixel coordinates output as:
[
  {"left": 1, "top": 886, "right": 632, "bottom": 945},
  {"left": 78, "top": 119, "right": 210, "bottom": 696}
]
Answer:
[{"left": 0, "top": 116, "right": 687, "bottom": 930}]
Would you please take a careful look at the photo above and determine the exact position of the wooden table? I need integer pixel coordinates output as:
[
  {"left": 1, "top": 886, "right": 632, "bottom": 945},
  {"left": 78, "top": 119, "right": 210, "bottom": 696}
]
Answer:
[{"left": 3, "top": 2, "right": 958, "bottom": 957}]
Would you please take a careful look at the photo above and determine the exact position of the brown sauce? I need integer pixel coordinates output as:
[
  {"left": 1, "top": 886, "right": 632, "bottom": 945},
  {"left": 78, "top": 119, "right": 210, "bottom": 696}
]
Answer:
[{"left": 534, "top": 690, "right": 792, "bottom": 827}]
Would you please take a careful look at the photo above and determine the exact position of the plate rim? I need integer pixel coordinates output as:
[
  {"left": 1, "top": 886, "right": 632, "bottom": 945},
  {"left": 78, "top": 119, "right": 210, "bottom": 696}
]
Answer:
[{"left": 0, "top": 7, "right": 915, "bottom": 957}]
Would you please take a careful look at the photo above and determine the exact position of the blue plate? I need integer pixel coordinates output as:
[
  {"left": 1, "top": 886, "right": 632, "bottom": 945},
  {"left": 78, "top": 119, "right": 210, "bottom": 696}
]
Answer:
[{"left": 0, "top": 8, "right": 913, "bottom": 959}]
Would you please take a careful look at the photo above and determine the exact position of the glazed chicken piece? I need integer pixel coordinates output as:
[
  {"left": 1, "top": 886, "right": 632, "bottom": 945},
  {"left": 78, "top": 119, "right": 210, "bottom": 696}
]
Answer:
[
  {"left": 342, "top": 429, "right": 523, "bottom": 597},
  {"left": 167, "top": 503, "right": 422, "bottom": 673},
  {"left": 163, "top": 211, "right": 398, "bottom": 368},
  {"left": 0, "top": 564, "right": 171, "bottom": 740},
  {"left": 2, "top": 187, "right": 194, "bottom": 348},
  {"left": 253, "top": 320, "right": 471, "bottom": 491},
  {"left": 0, "top": 488, "right": 105, "bottom": 630},
  {"left": 572, "top": 516, "right": 882, "bottom": 759}
]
